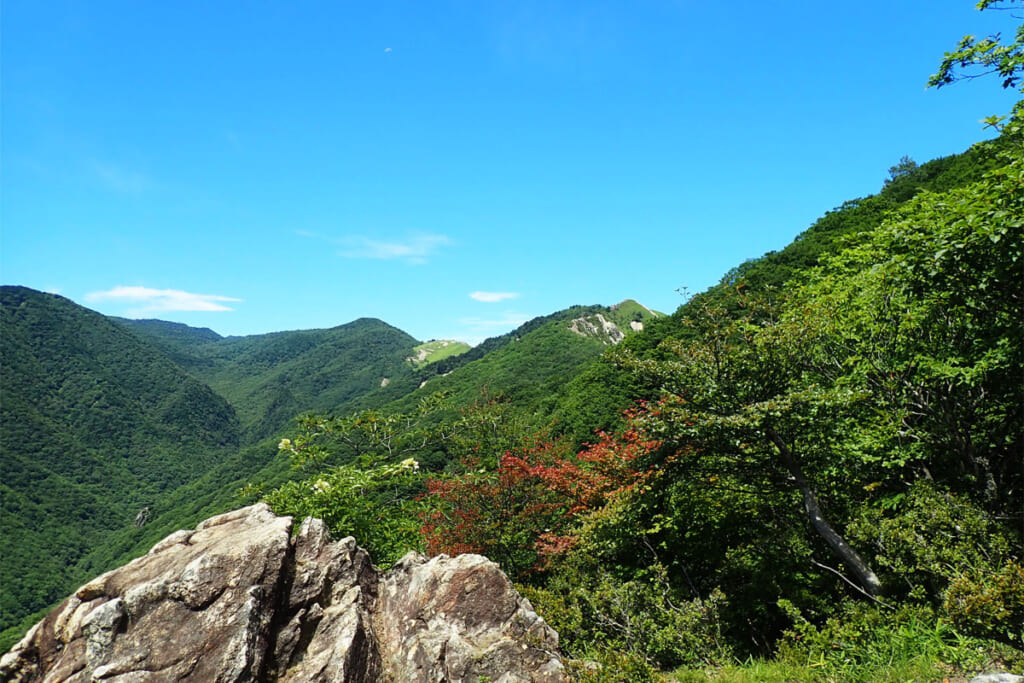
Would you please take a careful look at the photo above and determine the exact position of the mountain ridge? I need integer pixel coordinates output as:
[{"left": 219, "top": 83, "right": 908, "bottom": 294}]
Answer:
[{"left": 0, "top": 286, "right": 655, "bottom": 642}]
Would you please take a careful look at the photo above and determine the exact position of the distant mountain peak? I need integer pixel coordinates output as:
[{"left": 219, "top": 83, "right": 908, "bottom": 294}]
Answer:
[
  {"left": 565, "top": 299, "right": 662, "bottom": 343},
  {"left": 611, "top": 298, "right": 661, "bottom": 317}
]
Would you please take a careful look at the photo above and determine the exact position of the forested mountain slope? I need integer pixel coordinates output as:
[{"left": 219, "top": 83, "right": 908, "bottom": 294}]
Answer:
[
  {"left": 0, "top": 286, "right": 241, "bottom": 633},
  {"left": 395, "top": 304, "right": 654, "bottom": 410},
  {"left": 116, "top": 317, "right": 422, "bottom": 442},
  {"left": 519, "top": 142, "right": 1019, "bottom": 454},
  {"left": 108, "top": 317, "right": 223, "bottom": 373},
  {"left": 2, "top": 296, "right": 423, "bottom": 640},
  {"left": 0, "top": 290, "right": 650, "bottom": 647},
  {"left": 75, "top": 302, "right": 656, "bottom": 579},
  {"left": 623, "top": 134, "right": 1011, "bottom": 354}
]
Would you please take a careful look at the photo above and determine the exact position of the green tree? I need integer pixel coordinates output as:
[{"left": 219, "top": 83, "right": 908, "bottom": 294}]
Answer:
[
  {"left": 614, "top": 296, "right": 886, "bottom": 598},
  {"left": 251, "top": 395, "right": 456, "bottom": 564},
  {"left": 929, "top": 1, "right": 1024, "bottom": 92},
  {"left": 795, "top": 150, "right": 1023, "bottom": 508},
  {"left": 885, "top": 155, "right": 919, "bottom": 185},
  {"left": 605, "top": 124, "right": 1022, "bottom": 609},
  {"left": 261, "top": 454, "right": 425, "bottom": 566}
]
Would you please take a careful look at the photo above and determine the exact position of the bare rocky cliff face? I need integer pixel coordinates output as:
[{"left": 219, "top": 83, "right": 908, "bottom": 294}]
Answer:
[
  {"left": 566, "top": 314, "right": 625, "bottom": 345},
  {"left": 1, "top": 504, "right": 564, "bottom": 682}
]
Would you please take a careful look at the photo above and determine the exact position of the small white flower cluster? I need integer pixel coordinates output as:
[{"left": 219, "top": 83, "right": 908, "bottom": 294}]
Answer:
[
  {"left": 400, "top": 457, "right": 420, "bottom": 471},
  {"left": 311, "top": 479, "right": 331, "bottom": 494},
  {"left": 279, "top": 438, "right": 293, "bottom": 451}
]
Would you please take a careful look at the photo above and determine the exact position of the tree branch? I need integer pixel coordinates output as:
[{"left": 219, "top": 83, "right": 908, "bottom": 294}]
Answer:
[
  {"left": 810, "top": 558, "right": 895, "bottom": 610},
  {"left": 766, "top": 427, "right": 884, "bottom": 597}
]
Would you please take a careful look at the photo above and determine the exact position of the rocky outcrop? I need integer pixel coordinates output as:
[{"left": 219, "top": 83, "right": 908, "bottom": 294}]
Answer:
[
  {"left": 567, "top": 314, "right": 625, "bottom": 345},
  {"left": 0, "top": 504, "right": 563, "bottom": 683},
  {"left": 375, "top": 553, "right": 563, "bottom": 682}
]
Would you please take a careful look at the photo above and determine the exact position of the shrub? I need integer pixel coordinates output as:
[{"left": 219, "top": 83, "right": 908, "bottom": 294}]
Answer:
[
  {"left": 523, "top": 560, "right": 732, "bottom": 671},
  {"left": 944, "top": 559, "right": 1024, "bottom": 651},
  {"left": 847, "top": 481, "right": 1014, "bottom": 601},
  {"left": 776, "top": 599, "right": 1013, "bottom": 680}
]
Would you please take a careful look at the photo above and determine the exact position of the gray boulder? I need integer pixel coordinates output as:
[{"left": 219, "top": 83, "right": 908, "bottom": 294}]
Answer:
[
  {"left": 0, "top": 504, "right": 563, "bottom": 683},
  {"left": 375, "top": 552, "right": 562, "bottom": 682}
]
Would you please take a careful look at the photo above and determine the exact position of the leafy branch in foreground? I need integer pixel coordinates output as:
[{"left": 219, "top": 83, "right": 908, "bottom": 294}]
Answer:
[
  {"left": 929, "top": 0, "right": 1024, "bottom": 92},
  {"left": 277, "top": 392, "right": 455, "bottom": 470}
]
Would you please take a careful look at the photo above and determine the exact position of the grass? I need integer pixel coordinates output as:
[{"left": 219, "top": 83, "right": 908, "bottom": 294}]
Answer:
[
  {"left": 561, "top": 601, "right": 1022, "bottom": 683},
  {"left": 606, "top": 299, "right": 664, "bottom": 331},
  {"left": 408, "top": 340, "right": 471, "bottom": 367},
  {"left": 661, "top": 605, "right": 1021, "bottom": 683},
  {"left": 665, "top": 656, "right": 965, "bottom": 682}
]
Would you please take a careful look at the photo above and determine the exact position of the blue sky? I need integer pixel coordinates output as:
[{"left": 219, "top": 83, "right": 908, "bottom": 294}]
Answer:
[{"left": 2, "top": 1, "right": 1019, "bottom": 344}]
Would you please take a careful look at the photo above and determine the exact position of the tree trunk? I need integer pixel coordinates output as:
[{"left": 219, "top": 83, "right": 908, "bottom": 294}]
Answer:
[{"left": 767, "top": 428, "right": 884, "bottom": 597}]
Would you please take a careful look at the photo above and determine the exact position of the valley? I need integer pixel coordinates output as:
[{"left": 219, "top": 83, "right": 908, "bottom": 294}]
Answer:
[{"left": 0, "top": 287, "right": 655, "bottom": 645}]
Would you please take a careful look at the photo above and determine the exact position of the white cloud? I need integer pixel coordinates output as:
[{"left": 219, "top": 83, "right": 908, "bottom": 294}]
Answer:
[
  {"left": 85, "top": 286, "right": 242, "bottom": 313},
  {"left": 470, "top": 291, "right": 520, "bottom": 303},
  {"left": 338, "top": 233, "right": 451, "bottom": 264}
]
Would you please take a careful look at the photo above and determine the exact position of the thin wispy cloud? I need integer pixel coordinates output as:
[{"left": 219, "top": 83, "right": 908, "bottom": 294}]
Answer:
[
  {"left": 85, "top": 286, "right": 242, "bottom": 313},
  {"left": 92, "top": 162, "right": 156, "bottom": 195},
  {"left": 470, "top": 291, "right": 520, "bottom": 303},
  {"left": 459, "top": 311, "right": 532, "bottom": 329},
  {"left": 337, "top": 233, "right": 451, "bottom": 264}
]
